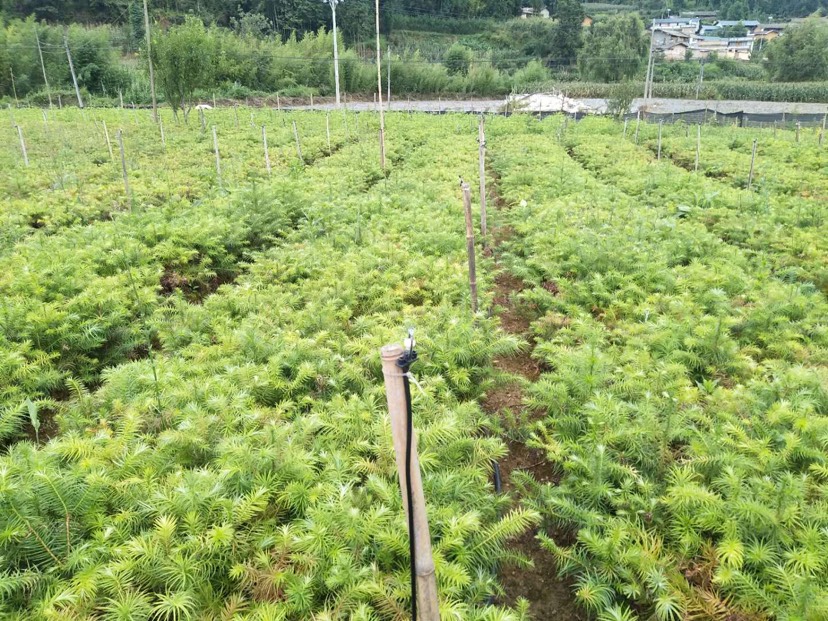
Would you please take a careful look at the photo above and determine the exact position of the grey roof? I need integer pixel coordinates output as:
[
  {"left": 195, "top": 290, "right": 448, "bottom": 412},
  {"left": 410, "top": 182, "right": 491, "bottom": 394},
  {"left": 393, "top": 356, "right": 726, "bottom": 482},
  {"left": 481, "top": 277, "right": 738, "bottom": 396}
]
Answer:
[
  {"left": 715, "top": 20, "right": 760, "bottom": 27},
  {"left": 653, "top": 17, "right": 699, "bottom": 25}
]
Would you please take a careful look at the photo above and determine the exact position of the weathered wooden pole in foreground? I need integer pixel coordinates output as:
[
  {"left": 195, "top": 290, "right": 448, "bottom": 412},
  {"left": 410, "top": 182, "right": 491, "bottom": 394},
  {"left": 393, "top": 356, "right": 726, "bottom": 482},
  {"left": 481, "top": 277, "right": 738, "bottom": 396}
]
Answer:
[
  {"left": 461, "top": 181, "right": 478, "bottom": 315},
  {"left": 16, "top": 125, "right": 28, "bottom": 166},
  {"left": 748, "top": 139, "right": 757, "bottom": 190},
  {"left": 379, "top": 342, "right": 440, "bottom": 621},
  {"left": 143, "top": 0, "right": 157, "bottom": 123},
  {"left": 478, "top": 115, "right": 488, "bottom": 245},
  {"left": 262, "top": 125, "right": 271, "bottom": 175}
]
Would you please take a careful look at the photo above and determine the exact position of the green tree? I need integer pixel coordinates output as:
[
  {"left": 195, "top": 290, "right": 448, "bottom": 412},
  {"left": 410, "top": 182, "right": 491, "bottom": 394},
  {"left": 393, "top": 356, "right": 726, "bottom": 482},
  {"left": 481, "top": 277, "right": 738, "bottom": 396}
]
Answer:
[
  {"left": 551, "top": 0, "right": 584, "bottom": 65},
  {"left": 151, "top": 17, "right": 214, "bottom": 120},
  {"left": 128, "top": 1, "right": 144, "bottom": 51},
  {"left": 444, "top": 43, "right": 473, "bottom": 75},
  {"left": 578, "top": 13, "right": 647, "bottom": 82},
  {"left": 766, "top": 18, "right": 828, "bottom": 81}
]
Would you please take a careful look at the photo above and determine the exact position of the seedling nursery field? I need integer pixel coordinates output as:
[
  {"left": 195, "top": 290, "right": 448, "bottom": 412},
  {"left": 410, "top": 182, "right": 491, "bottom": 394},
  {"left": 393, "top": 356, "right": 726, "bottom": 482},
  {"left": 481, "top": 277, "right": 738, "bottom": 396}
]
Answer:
[{"left": 0, "top": 106, "right": 827, "bottom": 621}]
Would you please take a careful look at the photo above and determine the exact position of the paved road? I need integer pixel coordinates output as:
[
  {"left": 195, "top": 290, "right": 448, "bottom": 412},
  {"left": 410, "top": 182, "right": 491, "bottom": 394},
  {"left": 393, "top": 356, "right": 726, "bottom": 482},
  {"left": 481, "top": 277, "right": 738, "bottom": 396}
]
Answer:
[{"left": 286, "top": 96, "right": 828, "bottom": 115}]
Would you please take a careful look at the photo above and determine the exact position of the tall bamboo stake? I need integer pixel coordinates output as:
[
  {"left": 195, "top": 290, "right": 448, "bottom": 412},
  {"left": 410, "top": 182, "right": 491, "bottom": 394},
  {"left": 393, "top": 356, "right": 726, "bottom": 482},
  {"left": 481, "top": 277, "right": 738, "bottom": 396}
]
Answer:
[
  {"left": 10, "top": 67, "right": 18, "bottom": 107},
  {"left": 16, "top": 125, "right": 28, "bottom": 166},
  {"left": 796, "top": 122, "right": 801, "bottom": 144},
  {"left": 292, "top": 120, "right": 303, "bottom": 164},
  {"left": 748, "top": 139, "right": 757, "bottom": 190},
  {"left": 35, "top": 28, "right": 52, "bottom": 108},
  {"left": 695, "top": 124, "right": 701, "bottom": 173},
  {"left": 634, "top": 110, "right": 641, "bottom": 144},
  {"left": 212, "top": 126, "right": 222, "bottom": 188},
  {"left": 159, "top": 118, "right": 166, "bottom": 148},
  {"left": 262, "top": 125, "right": 271, "bottom": 175},
  {"left": 657, "top": 120, "right": 663, "bottom": 160},
  {"left": 143, "top": 0, "right": 157, "bottom": 123},
  {"left": 116, "top": 129, "right": 131, "bottom": 206},
  {"left": 374, "top": 0, "right": 385, "bottom": 169},
  {"left": 326, "top": 111, "right": 331, "bottom": 152},
  {"left": 63, "top": 30, "right": 84, "bottom": 109},
  {"left": 478, "top": 115, "right": 487, "bottom": 245},
  {"left": 461, "top": 182, "right": 478, "bottom": 315},
  {"left": 102, "top": 120, "right": 114, "bottom": 159},
  {"left": 820, "top": 114, "right": 826, "bottom": 147},
  {"left": 379, "top": 343, "right": 441, "bottom": 621}
]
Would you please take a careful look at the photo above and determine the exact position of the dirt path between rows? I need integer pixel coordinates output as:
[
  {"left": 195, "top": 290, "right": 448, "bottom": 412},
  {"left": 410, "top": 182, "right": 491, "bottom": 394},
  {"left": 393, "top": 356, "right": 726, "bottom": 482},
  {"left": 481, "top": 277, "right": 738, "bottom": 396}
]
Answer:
[{"left": 482, "top": 168, "right": 585, "bottom": 621}]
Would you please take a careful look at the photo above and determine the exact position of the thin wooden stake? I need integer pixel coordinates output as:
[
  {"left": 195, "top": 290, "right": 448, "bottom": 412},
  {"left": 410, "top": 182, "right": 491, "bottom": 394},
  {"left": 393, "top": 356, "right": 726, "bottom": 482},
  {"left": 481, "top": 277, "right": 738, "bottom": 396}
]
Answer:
[
  {"left": 234, "top": 105, "right": 239, "bottom": 128},
  {"left": 478, "top": 115, "right": 488, "bottom": 245},
  {"left": 102, "top": 120, "right": 114, "bottom": 159},
  {"left": 310, "top": 93, "right": 314, "bottom": 109},
  {"left": 623, "top": 119, "right": 628, "bottom": 138},
  {"left": 35, "top": 28, "right": 52, "bottom": 108},
  {"left": 10, "top": 67, "right": 18, "bottom": 107},
  {"left": 820, "top": 114, "right": 826, "bottom": 147},
  {"left": 212, "top": 125, "right": 222, "bottom": 187},
  {"left": 634, "top": 110, "right": 641, "bottom": 144},
  {"left": 143, "top": 0, "right": 157, "bottom": 122},
  {"left": 461, "top": 182, "right": 478, "bottom": 315},
  {"left": 379, "top": 343, "right": 441, "bottom": 621},
  {"left": 199, "top": 107, "right": 206, "bottom": 133},
  {"left": 695, "top": 124, "right": 701, "bottom": 173},
  {"left": 276, "top": 93, "right": 280, "bottom": 110},
  {"left": 326, "top": 112, "right": 331, "bottom": 152},
  {"left": 379, "top": 128, "right": 386, "bottom": 170},
  {"left": 118, "top": 90, "right": 124, "bottom": 109},
  {"left": 64, "top": 30, "right": 84, "bottom": 109},
  {"left": 262, "top": 125, "right": 271, "bottom": 175},
  {"left": 159, "top": 118, "right": 166, "bottom": 148},
  {"left": 213, "top": 93, "right": 216, "bottom": 108},
  {"left": 117, "top": 129, "right": 131, "bottom": 206},
  {"left": 657, "top": 120, "right": 663, "bottom": 160},
  {"left": 16, "top": 125, "right": 28, "bottom": 166},
  {"left": 58, "top": 94, "right": 63, "bottom": 109},
  {"left": 748, "top": 139, "right": 757, "bottom": 190},
  {"left": 292, "top": 120, "right": 303, "bottom": 164},
  {"left": 796, "top": 122, "right": 801, "bottom": 144}
]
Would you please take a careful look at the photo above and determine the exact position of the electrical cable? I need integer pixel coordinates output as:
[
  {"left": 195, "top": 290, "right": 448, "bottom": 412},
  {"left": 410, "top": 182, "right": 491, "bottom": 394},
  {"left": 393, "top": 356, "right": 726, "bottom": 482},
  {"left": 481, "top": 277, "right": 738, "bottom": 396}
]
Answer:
[{"left": 396, "top": 332, "right": 418, "bottom": 621}]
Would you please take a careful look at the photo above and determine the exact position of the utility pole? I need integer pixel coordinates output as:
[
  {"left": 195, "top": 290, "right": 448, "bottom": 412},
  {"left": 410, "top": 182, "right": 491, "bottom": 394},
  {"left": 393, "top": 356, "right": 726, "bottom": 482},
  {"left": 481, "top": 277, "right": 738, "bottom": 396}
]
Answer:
[
  {"left": 63, "top": 29, "right": 84, "bottom": 109},
  {"left": 35, "top": 28, "right": 53, "bottom": 108},
  {"left": 374, "top": 0, "right": 385, "bottom": 168},
  {"left": 324, "top": 0, "right": 343, "bottom": 108},
  {"left": 143, "top": 0, "right": 158, "bottom": 123}
]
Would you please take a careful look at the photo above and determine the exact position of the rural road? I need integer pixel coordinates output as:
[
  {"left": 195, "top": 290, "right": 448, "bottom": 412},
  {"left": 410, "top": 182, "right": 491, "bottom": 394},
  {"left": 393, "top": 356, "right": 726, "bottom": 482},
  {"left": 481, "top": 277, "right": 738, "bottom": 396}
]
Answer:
[{"left": 285, "top": 96, "right": 828, "bottom": 116}]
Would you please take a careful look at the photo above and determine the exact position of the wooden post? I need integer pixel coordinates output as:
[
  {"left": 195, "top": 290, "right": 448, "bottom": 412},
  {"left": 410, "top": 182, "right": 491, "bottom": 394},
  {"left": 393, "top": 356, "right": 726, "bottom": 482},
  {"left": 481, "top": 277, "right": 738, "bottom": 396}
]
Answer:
[
  {"left": 199, "top": 107, "right": 206, "bottom": 133},
  {"left": 213, "top": 93, "right": 217, "bottom": 108},
  {"left": 102, "top": 120, "right": 114, "bottom": 159},
  {"left": 657, "top": 120, "right": 663, "bottom": 161},
  {"left": 116, "top": 129, "right": 130, "bottom": 206},
  {"left": 379, "top": 128, "right": 386, "bottom": 170},
  {"left": 16, "top": 125, "right": 28, "bottom": 166},
  {"left": 820, "top": 114, "right": 826, "bottom": 148},
  {"left": 634, "top": 110, "right": 641, "bottom": 145},
  {"left": 58, "top": 94, "right": 63, "bottom": 109},
  {"left": 35, "top": 28, "right": 53, "bottom": 108},
  {"left": 118, "top": 90, "right": 124, "bottom": 109},
  {"left": 374, "top": 0, "right": 386, "bottom": 169},
  {"left": 796, "top": 122, "right": 801, "bottom": 144},
  {"left": 310, "top": 93, "right": 314, "bottom": 110},
  {"left": 695, "top": 124, "right": 701, "bottom": 173},
  {"left": 461, "top": 182, "right": 478, "bottom": 315},
  {"left": 326, "top": 111, "right": 331, "bottom": 152},
  {"left": 623, "top": 119, "right": 628, "bottom": 138},
  {"left": 234, "top": 105, "right": 239, "bottom": 128},
  {"left": 478, "top": 115, "right": 487, "bottom": 245},
  {"left": 143, "top": 0, "right": 157, "bottom": 123},
  {"left": 212, "top": 125, "right": 222, "bottom": 188},
  {"left": 64, "top": 30, "right": 84, "bottom": 109},
  {"left": 379, "top": 343, "right": 441, "bottom": 621},
  {"left": 292, "top": 120, "right": 303, "bottom": 164},
  {"left": 276, "top": 93, "right": 280, "bottom": 111},
  {"left": 262, "top": 125, "right": 271, "bottom": 175},
  {"left": 159, "top": 118, "right": 166, "bottom": 148},
  {"left": 748, "top": 139, "right": 757, "bottom": 190},
  {"left": 10, "top": 67, "right": 18, "bottom": 107}
]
